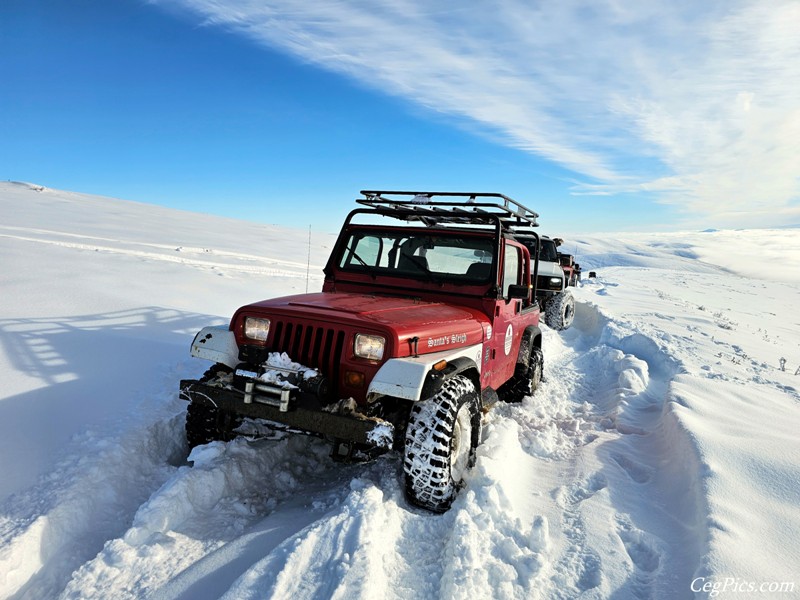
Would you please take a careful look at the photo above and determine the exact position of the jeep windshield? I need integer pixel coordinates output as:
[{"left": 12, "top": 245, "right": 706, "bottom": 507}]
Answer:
[
  {"left": 539, "top": 239, "right": 559, "bottom": 262},
  {"left": 337, "top": 229, "right": 495, "bottom": 284}
]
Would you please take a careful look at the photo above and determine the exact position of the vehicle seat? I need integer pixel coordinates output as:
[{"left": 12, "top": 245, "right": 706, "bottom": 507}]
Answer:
[
  {"left": 398, "top": 253, "right": 429, "bottom": 272},
  {"left": 466, "top": 262, "right": 491, "bottom": 280}
]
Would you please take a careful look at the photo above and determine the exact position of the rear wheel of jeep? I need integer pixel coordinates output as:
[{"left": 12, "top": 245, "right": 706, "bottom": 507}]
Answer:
[
  {"left": 403, "top": 375, "right": 481, "bottom": 513},
  {"left": 185, "top": 365, "right": 242, "bottom": 450},
  {"left": 500, "top": 345, "right": 543, "bottom": 403},
  {"left": 545, "top": 290, "right": 575, "bottom": 330}
]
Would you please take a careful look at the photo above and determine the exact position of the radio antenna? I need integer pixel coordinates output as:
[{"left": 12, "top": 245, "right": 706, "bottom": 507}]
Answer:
[{"left": 305, "top": 225, "right": 312, "bottom": 293}]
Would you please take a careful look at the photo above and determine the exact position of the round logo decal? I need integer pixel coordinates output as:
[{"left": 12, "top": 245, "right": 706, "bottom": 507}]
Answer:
[{"left": 504, "top": 324, "right": 513, "bottom": 356}]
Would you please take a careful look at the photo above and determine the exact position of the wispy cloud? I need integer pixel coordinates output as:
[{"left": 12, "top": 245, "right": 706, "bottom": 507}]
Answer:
[{"left": 155, "top": 0, "right": 800, "bottom": 226}]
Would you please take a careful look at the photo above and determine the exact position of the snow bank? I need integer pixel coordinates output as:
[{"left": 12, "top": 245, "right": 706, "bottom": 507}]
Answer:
[{"left": 572, "top": 229, "right": 800, "bottom": 283}]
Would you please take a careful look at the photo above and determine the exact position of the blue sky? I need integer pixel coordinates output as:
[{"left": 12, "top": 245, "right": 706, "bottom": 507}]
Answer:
[{"left": 2, "top": 1, "right": 798, "bottom": 234}]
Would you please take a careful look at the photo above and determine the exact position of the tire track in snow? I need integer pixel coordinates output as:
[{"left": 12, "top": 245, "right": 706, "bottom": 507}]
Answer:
[
  {"left": 560, "top": 299, "right": 703, "bottom": 598},
  {"left": 0, "top": 226, "right": 312, "bottom": 268},
  {"left": 479, "top": 335, "right": 611, "bottom": 599},
  {"left": 480, "top": 298, "right": 705, "bottom": 598},
  {"left": 0, "top": 228, "right": 322, "bottom": 280}
]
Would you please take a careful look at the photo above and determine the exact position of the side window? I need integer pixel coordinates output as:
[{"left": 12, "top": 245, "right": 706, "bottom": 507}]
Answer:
[{"left": 502, "top": 245, "right": 520, "bottom": 297}]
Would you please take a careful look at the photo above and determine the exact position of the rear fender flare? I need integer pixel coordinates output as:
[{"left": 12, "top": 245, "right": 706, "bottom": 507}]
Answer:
[{"left": 516, "top": 325, "right": 542, "bottom": 366}]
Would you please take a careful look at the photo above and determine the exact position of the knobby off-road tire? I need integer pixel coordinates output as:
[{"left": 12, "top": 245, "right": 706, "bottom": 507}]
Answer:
[
  {"left": 499, "top": 345, "right": 544, "bottom": 403},
  {"left": 185, "top": 365, "right": 242, "bottom": 450},
  {"left": 545, "top": 290, "right": 575, "bottom": 330},
  {"left": 403, "top": 375, "right": 481, "bottom": 513}
]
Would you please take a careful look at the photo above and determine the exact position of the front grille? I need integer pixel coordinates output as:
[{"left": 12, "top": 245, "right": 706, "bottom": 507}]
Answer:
[{"left": 270, "top": 320, "right": 347, "bottom": 382}]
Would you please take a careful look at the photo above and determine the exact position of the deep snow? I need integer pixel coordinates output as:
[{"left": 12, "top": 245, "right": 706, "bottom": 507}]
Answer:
[{"left": 0, "top": 182, "right": 798, "bottom": 599}]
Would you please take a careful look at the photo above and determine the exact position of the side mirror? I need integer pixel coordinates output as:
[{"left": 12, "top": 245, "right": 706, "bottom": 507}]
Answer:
[{"left": 507, "top": 284, "right": 530, "bottom": 299}]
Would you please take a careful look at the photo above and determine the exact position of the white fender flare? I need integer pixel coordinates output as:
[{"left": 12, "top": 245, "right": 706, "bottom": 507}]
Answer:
[
  {"left": 190, "top": 326, "right": 239, "bottom": 369},
  {"left": 367, "top": 343, "right": 483, "bottom": 402}
]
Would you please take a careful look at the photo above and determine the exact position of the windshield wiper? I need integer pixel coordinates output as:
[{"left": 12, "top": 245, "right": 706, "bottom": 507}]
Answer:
[
  {"left": 404, "top": 255, "right": 440, "bottom": 284},
  {"left": 347, "top": 248, "right": 378, "bottom": 279}
]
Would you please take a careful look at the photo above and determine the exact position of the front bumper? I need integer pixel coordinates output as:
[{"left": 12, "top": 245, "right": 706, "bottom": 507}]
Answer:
[{"left": 179, "top": 379, "right": 395, "bottom": 450}]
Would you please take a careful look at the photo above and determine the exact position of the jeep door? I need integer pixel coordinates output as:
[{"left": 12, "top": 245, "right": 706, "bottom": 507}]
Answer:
[{"left": 484, "top": 241, "right": 533, "bottom": 390}]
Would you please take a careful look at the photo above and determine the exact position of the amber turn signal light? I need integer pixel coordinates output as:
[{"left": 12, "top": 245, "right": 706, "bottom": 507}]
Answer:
[{"left": 344, "top": 371, "right": 365, "bottom": 388}]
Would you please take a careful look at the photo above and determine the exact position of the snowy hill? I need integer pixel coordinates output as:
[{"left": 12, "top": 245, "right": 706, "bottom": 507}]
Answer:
[{"left": 0, "top": 182, "right": 798, "bottom": 599}]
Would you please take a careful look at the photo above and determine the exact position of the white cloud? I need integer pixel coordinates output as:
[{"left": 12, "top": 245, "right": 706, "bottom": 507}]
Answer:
[{"left": 155, "top": 0, "right": 800, "bottom": 226}]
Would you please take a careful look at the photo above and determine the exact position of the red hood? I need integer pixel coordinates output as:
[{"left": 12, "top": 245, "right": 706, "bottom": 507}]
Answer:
[
  {"left": 247, "top": 292, "right": 480, "bottom": 329},
  {"left": 239, "top": 293, "right": 489, "bottom": 353}
]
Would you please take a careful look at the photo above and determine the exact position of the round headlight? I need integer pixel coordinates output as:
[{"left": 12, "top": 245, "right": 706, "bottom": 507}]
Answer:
[
  {"left": 354, "top": 333, "right": 385, "bottom": 361},
  {"left": 244, "top": 317, "right": 270, "bottom": 342}
]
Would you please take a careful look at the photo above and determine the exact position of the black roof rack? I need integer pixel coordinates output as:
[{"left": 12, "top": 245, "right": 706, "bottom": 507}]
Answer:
[{"left": 358, "top": 190, "right": 539, "bottom": 231}]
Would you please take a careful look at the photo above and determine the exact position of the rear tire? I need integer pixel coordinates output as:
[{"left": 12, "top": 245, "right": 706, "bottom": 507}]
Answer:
[
  {"left": 545, "top": 290, "right": 575, "bottom": 330},
  {"left": 403, "top": 375, "right": 481, "bottom": 512},
  {"left": 499, "top": 344, "right": 543, "bottom": 402}
]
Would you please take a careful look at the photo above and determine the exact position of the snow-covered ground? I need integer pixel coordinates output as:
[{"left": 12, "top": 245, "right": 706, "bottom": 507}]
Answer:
[{"left": 0, "top": 181, "right": 798, "bottom": 599}]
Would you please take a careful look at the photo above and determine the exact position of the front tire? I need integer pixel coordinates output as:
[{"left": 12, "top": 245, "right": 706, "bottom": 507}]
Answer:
[
  {"left": 185, "top": 365, "right": 242, "bottom": 450},
  {"left": 403, "top": 375, "right": 481, "bottom": 512},
  {"left": 545, "top": 290, "right": 575, "bottom": 330}
]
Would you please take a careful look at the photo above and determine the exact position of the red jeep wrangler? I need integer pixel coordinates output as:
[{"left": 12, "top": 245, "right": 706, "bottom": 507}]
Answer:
[{"left": 180, "top": 191, "right": 544, "bottom": 512}]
